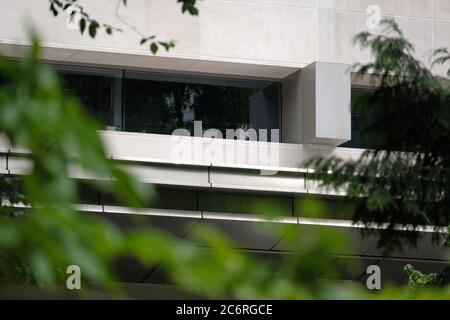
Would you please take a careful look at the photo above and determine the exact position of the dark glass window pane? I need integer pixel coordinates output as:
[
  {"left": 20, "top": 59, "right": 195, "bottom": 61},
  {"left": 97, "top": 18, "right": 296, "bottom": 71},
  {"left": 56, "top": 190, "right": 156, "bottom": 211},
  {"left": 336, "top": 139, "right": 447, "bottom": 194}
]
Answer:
[
  {"left": 340, "top": 112, "right": 364, "bottom": 148},
  {"left": 340, "top": 89, "right": 372, "bottom": 149},
  {"left": 123, "top": 76, "right": 280, "bottom": 140},
  {"left": 59, "top": 73, "right": 114, "bottom": 127}
]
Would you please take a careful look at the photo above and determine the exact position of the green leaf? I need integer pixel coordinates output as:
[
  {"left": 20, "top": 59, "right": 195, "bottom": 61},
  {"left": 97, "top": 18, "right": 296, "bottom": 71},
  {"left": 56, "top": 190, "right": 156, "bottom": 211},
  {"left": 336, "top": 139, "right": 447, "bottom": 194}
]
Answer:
[
  {"left": 79, "top": 18, "right": 86, "bottom": 34},
  {"left": 140, "top": 36, "right": 155, "bottom": 45},
  {"left": 158, "top": 41, "right": 175, "bottom": 52},
  {"left": 49, "top": 4, "right": 58, "bottom": 16},
  {"left": 178, "top": 0, "right": 198, "bottom": 16},
  {"left": 150, "top": 42, "right": 158, "bottom": 54},
  {"left": 88, "top": 20, "right": 99, "bottom": 38}
]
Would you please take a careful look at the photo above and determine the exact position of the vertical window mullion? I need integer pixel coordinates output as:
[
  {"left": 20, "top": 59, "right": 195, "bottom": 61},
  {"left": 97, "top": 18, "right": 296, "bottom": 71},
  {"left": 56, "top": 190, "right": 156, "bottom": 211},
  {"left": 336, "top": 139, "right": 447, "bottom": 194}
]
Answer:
[{"left": 113, "top": 75, "right": 123, "bottom": 131}]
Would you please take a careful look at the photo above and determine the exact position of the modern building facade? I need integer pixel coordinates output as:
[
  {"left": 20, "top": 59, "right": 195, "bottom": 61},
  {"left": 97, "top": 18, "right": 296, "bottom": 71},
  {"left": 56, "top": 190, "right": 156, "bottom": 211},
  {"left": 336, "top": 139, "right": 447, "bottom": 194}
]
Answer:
[{"left": 1, "top": 0, "right": 449, "bottom": 298}]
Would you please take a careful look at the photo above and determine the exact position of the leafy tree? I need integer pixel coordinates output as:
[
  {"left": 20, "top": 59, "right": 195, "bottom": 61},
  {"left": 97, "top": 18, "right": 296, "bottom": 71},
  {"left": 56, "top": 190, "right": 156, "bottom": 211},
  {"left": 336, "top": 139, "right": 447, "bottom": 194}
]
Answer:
[
  {"left": 308, "top": 18, "right": 450, "bottom": 286},
  {"left": 404, "top": 264, "right": 450, "bottom": 290}
]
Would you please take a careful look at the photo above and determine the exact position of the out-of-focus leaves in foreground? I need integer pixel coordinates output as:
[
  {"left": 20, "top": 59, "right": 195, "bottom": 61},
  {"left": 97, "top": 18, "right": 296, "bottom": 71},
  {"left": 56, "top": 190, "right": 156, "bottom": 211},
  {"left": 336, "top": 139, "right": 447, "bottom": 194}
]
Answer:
[
  {"left": 0, "top": 35, "right": 150, "bottom": 292},
  {"left": 0, "top": 34, "right": 450, "bottom": 299},
  {"left": 0, "top": 36, "right": 353, "bottom": 298}
]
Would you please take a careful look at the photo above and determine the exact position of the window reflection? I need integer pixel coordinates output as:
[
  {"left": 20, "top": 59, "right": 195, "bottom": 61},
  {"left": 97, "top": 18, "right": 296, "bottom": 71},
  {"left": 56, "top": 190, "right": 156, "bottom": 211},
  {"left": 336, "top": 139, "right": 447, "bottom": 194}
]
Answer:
[
  {"left": 57, "top": 66, "right": 281, "bottom": 141},
  {"left": 60, "top": 73, "right": 114, "bottom": 127},
  {"left": 123, "top": 78, "right": 279, "bottom": 139}
]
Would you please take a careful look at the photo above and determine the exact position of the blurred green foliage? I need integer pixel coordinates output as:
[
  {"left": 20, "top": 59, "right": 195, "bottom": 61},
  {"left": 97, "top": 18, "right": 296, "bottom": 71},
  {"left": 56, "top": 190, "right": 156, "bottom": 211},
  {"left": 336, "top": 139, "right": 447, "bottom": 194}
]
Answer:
[
  {"left": 0, "top": 12, "right": 449, "bottom": 298},
  {"left": 0, "top": 35, "right": 150, "bottom": 290},
  {"left": 0, "top": 37, "right": 361, "bottom": 299}
]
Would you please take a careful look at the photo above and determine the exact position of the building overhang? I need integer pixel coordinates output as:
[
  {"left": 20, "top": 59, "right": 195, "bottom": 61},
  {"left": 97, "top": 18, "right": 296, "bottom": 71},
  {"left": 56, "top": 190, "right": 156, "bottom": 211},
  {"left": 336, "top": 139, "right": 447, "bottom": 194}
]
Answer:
[{"left": 0, "top": 40, "right": 299, "bottom": 80}]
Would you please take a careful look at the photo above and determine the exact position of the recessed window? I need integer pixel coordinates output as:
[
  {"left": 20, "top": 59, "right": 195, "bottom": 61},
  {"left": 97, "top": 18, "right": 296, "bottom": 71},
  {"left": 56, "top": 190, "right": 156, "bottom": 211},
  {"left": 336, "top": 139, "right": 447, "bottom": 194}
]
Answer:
[
  {"left": 340, "top": 88, "right": 373, "bottom": 149},
  {"left": 123, "top": 72, "right": 280, "bottom": 140},
  {"left": 60, "top": 72, "right": 115, "bottom": 127},
  {"left": 56, "top": 65, "right": 281, "bottom": 141}
]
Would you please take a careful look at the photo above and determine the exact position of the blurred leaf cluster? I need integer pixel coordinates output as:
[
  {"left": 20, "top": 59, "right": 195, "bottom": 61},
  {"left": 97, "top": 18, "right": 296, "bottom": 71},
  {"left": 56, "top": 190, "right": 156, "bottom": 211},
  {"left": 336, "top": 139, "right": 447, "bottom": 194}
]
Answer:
[
  {"left": 0, "top": 35, "right": 149, "bottom": 290},
  {"left": 0, "top": 13, "right": 449, "bottom": 298},
  {"left": 404, "top": 264, "right": 450, "bottom": 290},
  {"left": 0, "top": 37, "right": 362, "bottom": 299}
]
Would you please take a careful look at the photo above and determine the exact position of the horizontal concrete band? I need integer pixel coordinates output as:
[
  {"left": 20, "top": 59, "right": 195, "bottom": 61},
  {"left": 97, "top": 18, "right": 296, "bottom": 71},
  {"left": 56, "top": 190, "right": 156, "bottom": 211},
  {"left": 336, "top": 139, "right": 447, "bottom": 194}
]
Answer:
[
  {"left": 0, "top": 152, "right": 346, "bottom": 196},
  {"left": 0, "top": 131, "right": 362, "bottom": 196},
  {"left": 0, "top": 41, "right": 299, "bottom": 80},
  {"left": 2, "top": 0, "right": 449, "bottom": 78},
  {"left": 4, "top": 201, "right": 446, "bottom": 234},
  {"left": 81, "top": 205, "right": 450, "bottom": 234}
]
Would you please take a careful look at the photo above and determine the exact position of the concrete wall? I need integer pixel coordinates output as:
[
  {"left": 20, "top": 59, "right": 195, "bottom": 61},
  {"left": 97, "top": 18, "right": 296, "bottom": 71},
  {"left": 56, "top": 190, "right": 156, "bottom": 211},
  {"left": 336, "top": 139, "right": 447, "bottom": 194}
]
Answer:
[
  {"left": 0, "top": 0, "right": 449, "bottom": 77},
  {"left": 0, "top": 130, "right": 362, "bottom": 195},
  {"left": 0, "top": 0, "right": 431, "bottom": 146},
  {"left": 282, "top": 62, "right": 351, "bottom": 145}
]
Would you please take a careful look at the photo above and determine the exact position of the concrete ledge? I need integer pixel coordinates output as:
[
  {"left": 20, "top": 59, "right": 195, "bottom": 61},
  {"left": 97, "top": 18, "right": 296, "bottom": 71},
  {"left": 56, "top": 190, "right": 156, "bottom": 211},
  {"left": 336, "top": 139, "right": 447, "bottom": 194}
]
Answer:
[{"left": 0, "top": 131, "right": 366, "bottom": 195}]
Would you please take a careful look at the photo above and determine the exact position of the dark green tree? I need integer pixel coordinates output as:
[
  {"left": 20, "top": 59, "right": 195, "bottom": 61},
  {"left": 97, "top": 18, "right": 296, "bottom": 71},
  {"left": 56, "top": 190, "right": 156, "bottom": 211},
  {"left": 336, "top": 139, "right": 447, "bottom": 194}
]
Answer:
[{"left": 308, "top": 18, "right": 450, "bottom": 287}]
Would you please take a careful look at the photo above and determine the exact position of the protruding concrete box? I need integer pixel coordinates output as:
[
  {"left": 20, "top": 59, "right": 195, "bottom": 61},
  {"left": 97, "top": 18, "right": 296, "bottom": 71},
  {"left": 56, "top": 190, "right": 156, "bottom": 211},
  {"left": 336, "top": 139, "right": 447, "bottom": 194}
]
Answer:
[{"left": 282, "top": 62, "right": 351, "bottom": 146}]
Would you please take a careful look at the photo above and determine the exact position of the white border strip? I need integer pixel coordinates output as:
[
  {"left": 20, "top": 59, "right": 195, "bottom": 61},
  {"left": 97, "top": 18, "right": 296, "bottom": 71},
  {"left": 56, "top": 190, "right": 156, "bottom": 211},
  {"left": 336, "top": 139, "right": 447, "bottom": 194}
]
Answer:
[{"left": 2, "top": 202, "right": 447, "bottom": 234}]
